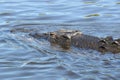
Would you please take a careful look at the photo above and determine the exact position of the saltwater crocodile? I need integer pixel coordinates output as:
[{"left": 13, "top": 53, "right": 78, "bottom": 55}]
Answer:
[{"left": 29, "top": 29, "right": 120, "bottom": 53}]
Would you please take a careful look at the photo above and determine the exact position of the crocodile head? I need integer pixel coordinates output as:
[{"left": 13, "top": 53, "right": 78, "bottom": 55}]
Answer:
[
  {"left": 98, "top": 37, "right": 120, "bottom": 53},
  {"left": 48, "top": 30, "right": 82, "bottom": 49},
  {"left": 30, "top": 29, "right": 82, "bottom": 49}
]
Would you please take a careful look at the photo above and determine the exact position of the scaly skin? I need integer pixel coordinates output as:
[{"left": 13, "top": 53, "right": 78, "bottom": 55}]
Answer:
[{"left": 29, "top": 29, "right": 120, "bottom": 53}]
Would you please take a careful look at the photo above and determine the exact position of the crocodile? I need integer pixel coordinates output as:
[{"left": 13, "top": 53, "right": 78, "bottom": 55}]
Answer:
[{"left": 29, "top": 29, "right": 120, "bottom": 53}]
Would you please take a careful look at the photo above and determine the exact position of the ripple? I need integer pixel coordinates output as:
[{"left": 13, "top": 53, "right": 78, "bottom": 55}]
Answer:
[
  {"left": 0, "top": 0, "right": 120, "bottom": 80},
  {"left": 85, "top": 13, "right": 100, "bottom": 17}
]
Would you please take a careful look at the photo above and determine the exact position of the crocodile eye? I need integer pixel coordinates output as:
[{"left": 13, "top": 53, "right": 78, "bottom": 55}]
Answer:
[
  {"left": 99, "top": 46, "right": 107, "bottom": 52},
  {"left": 44, "top": 33, "right": 48, "bottom": 35},
  {"left": 49, "top": 32, "right": 57, "bottom": 38},
  {"left": 50, "top": 32, "right": 55, "bottom": 35},
  {"left": 61, "top": 35, "right": 70, "bottom": 39},
  {"left": 112, "top": 41, "right": 120, "bottom": 46},
  {"left": 99, "top": 39, "right": 107, "bottom": 44},
  {"left": 99, "top": 46, "right": 106, "bottom": 50},
  {"left": 75, "top": 30, "right": 79, "bottom": 32}
]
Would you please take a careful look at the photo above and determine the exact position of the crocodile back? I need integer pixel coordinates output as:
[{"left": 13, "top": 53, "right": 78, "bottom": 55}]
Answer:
[{"left": 71, "top": 34, "right": 100, "bottom": 50}]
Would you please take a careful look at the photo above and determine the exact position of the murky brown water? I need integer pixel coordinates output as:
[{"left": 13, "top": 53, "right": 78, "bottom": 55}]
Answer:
[{"left": 0, "top": 0, "right": 120, "bottom": 80}]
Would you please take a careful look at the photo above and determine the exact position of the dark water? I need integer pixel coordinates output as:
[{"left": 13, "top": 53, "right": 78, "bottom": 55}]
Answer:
[{"left": 0, "top": 0, "right": 120, "bottom": 80}]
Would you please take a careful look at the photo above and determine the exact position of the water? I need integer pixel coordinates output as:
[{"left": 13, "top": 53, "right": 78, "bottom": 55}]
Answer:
[{"left": 0, "top": 0, "right": 120, "bottom": 80}]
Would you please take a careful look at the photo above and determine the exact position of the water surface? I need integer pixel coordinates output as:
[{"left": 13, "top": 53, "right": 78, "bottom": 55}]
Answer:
[{"left": 0, "top": 0, "right": 120, "bottom": 80}]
